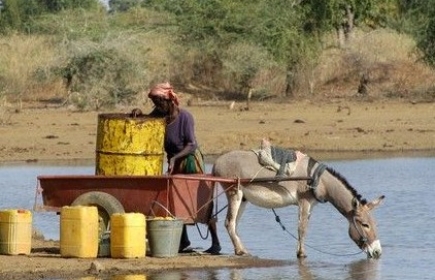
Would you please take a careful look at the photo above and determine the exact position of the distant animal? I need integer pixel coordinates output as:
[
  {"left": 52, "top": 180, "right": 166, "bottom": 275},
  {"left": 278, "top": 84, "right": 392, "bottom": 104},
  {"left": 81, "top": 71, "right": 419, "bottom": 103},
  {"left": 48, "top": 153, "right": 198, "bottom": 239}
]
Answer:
[{"left": 212, "top": 150, "right": 384, "bottom": 259}]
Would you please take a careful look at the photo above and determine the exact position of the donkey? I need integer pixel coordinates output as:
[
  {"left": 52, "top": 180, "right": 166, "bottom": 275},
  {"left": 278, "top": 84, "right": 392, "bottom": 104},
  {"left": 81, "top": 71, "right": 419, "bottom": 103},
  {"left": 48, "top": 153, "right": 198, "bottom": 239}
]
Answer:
[{"left": 212, "top": 150, "right": 384, "bottom": 259}]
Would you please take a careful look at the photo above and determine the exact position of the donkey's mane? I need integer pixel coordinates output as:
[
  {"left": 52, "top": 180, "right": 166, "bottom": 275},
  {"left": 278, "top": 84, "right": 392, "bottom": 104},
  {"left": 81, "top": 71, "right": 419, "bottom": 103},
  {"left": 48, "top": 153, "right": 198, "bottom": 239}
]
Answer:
[{"left": 325, "top": 166, "right": 367, "bottom": 205}]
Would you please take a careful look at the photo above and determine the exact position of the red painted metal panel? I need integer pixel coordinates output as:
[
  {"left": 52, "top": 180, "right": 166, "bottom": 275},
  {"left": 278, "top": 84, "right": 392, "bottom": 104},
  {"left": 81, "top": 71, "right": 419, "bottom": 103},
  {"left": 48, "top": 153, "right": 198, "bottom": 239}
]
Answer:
[{"left": 35, "top": 175, "right": 216, "bottom": 224}]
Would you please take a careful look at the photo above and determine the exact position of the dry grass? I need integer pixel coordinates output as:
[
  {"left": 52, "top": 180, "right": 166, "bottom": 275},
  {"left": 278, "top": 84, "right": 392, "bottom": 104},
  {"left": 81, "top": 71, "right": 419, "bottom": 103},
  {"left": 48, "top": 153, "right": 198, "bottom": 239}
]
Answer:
[
  {"left": 1, "top": 28, "right": 434, "bottom": 108},
  {"left": 314, "top": 29, "right": 435, "bottom": 99},
  {"left": 0, "top": 34, "right": 64, "bottom": 102}
]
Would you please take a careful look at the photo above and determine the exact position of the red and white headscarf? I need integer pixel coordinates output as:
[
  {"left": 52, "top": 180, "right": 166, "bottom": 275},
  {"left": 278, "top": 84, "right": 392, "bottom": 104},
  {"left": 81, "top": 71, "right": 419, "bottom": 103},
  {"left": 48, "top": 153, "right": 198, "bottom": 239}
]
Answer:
[{"left": 148, "top": 82, "right": 179, "bottom": 106}]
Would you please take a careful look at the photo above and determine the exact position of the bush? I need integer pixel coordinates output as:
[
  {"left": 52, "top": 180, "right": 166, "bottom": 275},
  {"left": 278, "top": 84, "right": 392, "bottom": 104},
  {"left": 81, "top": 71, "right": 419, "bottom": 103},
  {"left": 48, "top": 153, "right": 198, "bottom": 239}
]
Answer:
[
  {"left": 220, "top": 42, "right": 277, "bottom": 99},
  {"left": 57, "top": 47, "right": 143, "bottom": 110}
]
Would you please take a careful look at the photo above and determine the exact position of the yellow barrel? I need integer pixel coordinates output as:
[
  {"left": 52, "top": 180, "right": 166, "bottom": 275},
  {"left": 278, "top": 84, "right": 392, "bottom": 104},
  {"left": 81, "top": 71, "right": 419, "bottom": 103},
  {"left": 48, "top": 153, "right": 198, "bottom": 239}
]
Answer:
[
  {"left": 0, "top": 209, "right": 32, "bottom": 255},
  {"left": 111, "top": 213, "right": 146, "bottom": 258},
  {"left": 95, "top": 113, "right": 165, "bottom": 176},
  {"left": 60, "top": 206, "right": 99, "bottom": 258}
]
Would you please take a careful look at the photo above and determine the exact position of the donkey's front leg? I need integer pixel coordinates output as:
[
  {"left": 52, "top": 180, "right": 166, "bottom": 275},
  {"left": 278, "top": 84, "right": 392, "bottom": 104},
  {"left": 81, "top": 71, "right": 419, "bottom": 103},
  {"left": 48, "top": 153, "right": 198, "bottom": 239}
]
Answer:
[
  {"left": 297, "top": 199, "right": 312, "bottom": 258},
  {"left": 225, "top": 186, "right": 249, "bottom": 256}
]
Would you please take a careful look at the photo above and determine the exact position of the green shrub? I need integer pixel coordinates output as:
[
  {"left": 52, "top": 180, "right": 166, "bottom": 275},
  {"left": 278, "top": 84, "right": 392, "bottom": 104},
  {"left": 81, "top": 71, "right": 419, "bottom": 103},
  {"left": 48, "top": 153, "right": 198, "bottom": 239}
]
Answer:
[
  {"left": 220, "top": 42, "right": 276, "bottom": 99},
  {"left": 26, "top": 9, "right": 110, "bottom": 41},
  {"left": 57, "top": 47, "right": 144, "bottom": 110}
]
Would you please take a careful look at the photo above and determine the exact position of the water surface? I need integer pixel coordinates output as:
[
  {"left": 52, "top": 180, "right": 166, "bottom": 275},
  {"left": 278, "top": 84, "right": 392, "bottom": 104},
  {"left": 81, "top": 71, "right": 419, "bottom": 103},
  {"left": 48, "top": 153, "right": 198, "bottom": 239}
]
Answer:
[{"left": 1, "top": 157, "right": 434, "bottom": 279}]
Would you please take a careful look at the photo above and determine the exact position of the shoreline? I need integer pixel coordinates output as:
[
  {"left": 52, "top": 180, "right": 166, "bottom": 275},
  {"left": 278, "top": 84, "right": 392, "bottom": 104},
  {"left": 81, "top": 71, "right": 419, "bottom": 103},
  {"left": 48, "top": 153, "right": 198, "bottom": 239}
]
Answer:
[{"left": 1, "top": 149, "right": 434, "bottom": 167}]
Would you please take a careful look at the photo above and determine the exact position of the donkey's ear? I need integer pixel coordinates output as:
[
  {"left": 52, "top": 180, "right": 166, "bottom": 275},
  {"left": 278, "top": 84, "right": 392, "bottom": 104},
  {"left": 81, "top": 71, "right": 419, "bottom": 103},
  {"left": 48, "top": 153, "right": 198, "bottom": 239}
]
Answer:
[
  {"left": 366, "top": 195, "right": 385, "bottom": 210},
  {"left": 351, "top": 197, "right": 360, "bottom": 210}
]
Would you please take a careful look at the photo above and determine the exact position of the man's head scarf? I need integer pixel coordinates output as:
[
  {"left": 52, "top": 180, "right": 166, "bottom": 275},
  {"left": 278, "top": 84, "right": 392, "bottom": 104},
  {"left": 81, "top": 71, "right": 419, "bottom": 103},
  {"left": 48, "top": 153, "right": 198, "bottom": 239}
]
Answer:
[{"left": 148, "top": 82, "right": 179, "bottom": 106}]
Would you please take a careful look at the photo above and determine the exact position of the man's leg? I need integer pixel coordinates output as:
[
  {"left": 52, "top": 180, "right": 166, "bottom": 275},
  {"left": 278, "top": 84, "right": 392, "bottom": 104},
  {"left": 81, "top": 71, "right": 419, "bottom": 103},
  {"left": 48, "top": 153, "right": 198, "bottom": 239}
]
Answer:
[
  {"left": 204, "top": 217, "right": 221, "bottom": 254},
  {"left": 179, "top": 225, "right": 191, "bottom": 252}
]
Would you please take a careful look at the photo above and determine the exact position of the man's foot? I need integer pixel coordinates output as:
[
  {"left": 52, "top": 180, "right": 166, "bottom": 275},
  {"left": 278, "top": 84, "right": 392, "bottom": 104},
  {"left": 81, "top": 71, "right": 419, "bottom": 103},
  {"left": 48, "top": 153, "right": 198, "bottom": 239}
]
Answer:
[
  {"left": 178, "top": 241, "right": 192, "bottom": 253},
  {"left": 204, "top": 244, "right": 222, "bottom": 255}
]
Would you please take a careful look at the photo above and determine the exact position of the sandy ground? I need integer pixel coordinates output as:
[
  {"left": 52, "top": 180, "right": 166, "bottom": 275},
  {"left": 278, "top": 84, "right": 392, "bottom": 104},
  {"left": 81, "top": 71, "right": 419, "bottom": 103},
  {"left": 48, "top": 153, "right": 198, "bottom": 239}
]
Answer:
[
  {"left": 0, "top": 237, "right": 290, "bottom": 279},
  {"left": 1, "top": 99, "right": 434, "bottom": 164},
  {"left": 0, "top": 98, "right": 434, "bottom": 278}
]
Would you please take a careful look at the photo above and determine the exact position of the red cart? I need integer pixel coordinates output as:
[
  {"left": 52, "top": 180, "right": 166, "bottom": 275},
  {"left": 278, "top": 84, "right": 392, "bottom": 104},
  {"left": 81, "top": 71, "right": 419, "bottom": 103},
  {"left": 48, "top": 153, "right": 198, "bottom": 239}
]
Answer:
[{"left": 34, "top": 173, "right": 235, "bottom": 235}]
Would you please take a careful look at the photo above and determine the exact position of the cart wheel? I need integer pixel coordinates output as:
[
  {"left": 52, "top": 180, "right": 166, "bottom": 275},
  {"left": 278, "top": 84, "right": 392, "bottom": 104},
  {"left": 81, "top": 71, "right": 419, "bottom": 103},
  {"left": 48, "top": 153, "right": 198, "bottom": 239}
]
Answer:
[{"left": 71, "top": 191, "right": 125, "bottom": 238}]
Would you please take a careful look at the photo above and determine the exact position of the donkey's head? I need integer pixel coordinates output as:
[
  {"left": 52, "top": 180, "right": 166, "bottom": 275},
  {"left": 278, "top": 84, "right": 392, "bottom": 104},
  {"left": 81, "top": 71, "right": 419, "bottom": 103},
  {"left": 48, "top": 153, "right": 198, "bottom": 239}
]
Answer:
[{"left": 348, "top": 196, "right": 385, "bottom": 259}]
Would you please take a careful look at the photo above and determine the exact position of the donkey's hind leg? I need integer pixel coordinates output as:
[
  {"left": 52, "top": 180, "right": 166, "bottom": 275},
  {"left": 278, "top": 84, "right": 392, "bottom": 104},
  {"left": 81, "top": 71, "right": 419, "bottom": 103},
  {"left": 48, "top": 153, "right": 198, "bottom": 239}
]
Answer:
[{"left": 225, "top": 185, "right": 250, "bottom": 256}]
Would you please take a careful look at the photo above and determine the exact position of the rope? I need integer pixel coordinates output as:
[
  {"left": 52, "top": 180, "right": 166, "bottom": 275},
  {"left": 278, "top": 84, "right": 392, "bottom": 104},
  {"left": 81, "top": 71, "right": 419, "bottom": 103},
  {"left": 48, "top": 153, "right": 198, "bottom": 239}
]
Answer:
[
  {"left": 271, "top": 209, "right": 363, "bottom": 257},
  {"left": 150, "top": 200, "right": 176, "bottom": 218},
  {"left": 195, "top": 203, "right": 229, "bottom": 241},
  {"left": 194, "top": 168, "right": 265, "bottom": 241},
  {"left": 193, "top": 179, "right": 231, "bottom": 240},
  {"left": 249, "top": 166, "right": 267, "bottom": 182},
  {"left": 195, "top": 222, "right": 210, "bottom": 240}
]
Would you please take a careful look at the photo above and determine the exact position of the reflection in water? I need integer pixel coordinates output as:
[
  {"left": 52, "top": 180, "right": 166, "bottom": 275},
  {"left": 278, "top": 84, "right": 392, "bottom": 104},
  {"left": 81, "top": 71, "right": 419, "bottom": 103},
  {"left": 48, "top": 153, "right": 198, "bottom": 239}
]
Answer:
[
  {"left": 72, "top": 259, "right": 378, "bottom": 280},
  {"left": 148, "top": 270, "right": 223, "bottom": 280},
  {"left": 72, "top": 260, "right": 379, "bottom": 280},
  {"left": 347, "top": 259, "right": 379, "bottom": 280},
  {"left": 296, "top": 258, "right": 379, "bottom": 280},
  {"left": 229, "top": 269, "right": 242, "bottom": 280},
  {"left": 74, "top": 274, "right": 147, "bottom": 280},
  {"left": 148, "top": 271, "right": 183, "bottom": 280},
  {"left": 45, "top": 258, "right": 380, "bottom": 280},
  {"left": 204, "top": 270, "right": 220, "bottom": 280},
  {"left": 297, "top": 259, "right": 316, "bottom": 280},
  {"left": 72, "top": 274, "right": 145, "bottom": 280},
  {"left": 111, "top": 275, "right": 147, "bottom": 280}
]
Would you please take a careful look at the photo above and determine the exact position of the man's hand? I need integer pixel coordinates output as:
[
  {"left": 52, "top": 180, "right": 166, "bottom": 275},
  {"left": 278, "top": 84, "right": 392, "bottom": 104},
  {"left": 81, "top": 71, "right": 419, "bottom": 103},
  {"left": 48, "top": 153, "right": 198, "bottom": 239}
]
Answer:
[{"left": 167, "top": 157, "right": 176, "bottom": 174}]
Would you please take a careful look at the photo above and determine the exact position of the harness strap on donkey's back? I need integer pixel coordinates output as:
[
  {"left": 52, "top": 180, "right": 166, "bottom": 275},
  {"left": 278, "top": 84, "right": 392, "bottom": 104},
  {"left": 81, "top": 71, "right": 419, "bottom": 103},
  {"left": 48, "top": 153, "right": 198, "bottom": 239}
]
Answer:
[{"left": 307, "top": 158, "right": 328, "bottom": 203}]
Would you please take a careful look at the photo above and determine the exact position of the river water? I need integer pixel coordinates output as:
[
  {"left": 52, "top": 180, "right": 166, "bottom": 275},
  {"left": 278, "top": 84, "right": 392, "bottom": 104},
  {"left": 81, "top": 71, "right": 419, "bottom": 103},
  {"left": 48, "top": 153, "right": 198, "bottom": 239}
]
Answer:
[{"left": 1, "top": 156, "right": 434, "bottom": 279}]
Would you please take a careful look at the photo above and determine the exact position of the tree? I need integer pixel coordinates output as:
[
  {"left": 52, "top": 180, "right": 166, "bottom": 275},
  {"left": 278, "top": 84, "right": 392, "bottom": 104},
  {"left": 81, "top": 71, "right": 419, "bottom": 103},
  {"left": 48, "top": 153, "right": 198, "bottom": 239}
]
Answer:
[
  {"left": 0, "top": 0, "right": 101, "bottom": 33},
  {"left": 143, "top": 0, "right": 317, "bottom": 97},
  {"left": 401, "top": 1, "right": 435, "bottom": 66},
  {"left": 301, "top": 0, "right": 400, "bottom": 47},
  {"left": 0, "top": 0, "right": 21, "bottom": 30},
  {"left": 141, "top": 0, "right": 404, "bottom": 97},
  {"left": 38, "top": 0, "right": 100, "bottom": 12},
  {"left": 0, "top": 0, "right": 41, "bottom": 32}
]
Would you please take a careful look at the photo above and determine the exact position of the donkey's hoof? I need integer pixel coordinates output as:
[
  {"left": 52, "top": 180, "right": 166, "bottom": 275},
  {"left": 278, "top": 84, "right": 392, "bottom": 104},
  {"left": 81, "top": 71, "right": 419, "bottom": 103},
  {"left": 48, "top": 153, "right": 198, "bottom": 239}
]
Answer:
[{"left": 235, "top": 250, "right": 250, "bottom": 256}]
